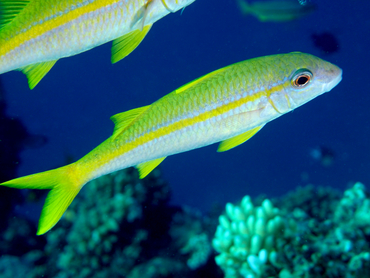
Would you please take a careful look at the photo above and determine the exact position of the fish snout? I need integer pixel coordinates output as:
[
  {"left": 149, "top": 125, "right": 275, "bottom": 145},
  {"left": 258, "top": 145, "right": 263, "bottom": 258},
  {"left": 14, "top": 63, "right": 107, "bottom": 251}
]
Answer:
[{"left": 323, "top": 64, "right": 342, "bottom": 92}]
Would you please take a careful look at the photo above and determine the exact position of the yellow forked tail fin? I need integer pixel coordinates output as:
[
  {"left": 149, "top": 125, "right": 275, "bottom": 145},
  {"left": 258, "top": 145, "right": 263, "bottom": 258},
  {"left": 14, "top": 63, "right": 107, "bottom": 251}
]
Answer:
[{"left": 0, "top": 164, "right": 83, "bottom": 235}]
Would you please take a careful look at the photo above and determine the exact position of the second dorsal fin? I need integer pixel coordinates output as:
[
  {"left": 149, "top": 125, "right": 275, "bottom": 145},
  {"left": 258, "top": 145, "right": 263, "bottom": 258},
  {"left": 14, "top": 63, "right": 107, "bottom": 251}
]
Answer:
[
  {"left": 0, "top": 0, "right": 30, "bottom": 29},
  {"left": 110, "top": 105, "right": 150, "bottom": 139},
  {"left": 174, "top": 67, "right": 228, "bottom": 94}
]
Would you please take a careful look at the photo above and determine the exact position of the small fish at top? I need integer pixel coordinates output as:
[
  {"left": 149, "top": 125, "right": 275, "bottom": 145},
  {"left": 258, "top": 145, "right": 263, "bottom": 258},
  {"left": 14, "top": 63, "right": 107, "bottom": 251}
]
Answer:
[
  {"left": 0, "top": 0, "right": 196, "bottom": 89},
  {"left": 237, "top": 0, "right": 316, "bottom": 22},
  {"left": 0, "top": 52, "right": 342, "bottom": 235}
]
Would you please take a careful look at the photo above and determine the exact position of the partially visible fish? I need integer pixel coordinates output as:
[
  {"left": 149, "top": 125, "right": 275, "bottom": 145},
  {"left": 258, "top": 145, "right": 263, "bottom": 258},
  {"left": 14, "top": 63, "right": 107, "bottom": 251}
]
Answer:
[
  {"left": 0, "top": 52, "right": 342, "bottom": 235},
  {"left": 237, "top": 0, "right": 315, "bottom": 22},
  {"left": 0, "top": 0, "right": 196, "bottom": 89}
]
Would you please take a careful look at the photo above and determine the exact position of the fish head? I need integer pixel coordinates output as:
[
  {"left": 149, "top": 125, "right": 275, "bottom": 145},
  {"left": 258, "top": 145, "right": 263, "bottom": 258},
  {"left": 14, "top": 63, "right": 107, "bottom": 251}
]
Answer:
[
  {"left": 160, "top": 0, "right": 196, "bottom": 12},
  {"left": 269, "top": 52, "right": 342, "bottom": 113}
]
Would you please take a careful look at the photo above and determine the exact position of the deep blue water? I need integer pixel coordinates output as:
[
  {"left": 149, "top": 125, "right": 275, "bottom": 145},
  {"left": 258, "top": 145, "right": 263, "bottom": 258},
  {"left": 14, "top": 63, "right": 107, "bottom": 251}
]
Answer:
[{"left": 2, "top": 0, "right": 369, "bottom": 212}]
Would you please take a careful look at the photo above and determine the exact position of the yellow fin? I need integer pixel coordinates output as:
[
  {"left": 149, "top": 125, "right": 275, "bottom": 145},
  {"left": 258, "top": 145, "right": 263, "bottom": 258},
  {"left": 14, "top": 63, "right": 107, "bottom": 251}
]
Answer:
[
  {"left": 111, "top": 24, "right": 152, "bottom": 64},
  {"left": 0, "top": 164, "right": 82, "bottom": 235},
  {"left": 0, "top": 0, "right": 29, "bottom": 29},
  {"left": 217, "top": 125, "right": 264, "bottom": 152},
  {"left": 136, "top": 157, "right": 166, "bottom": 179},
  {"left": 110, "top": 105, "right": 150, "bottom": 139},
  {"left": 175, "top": 67, "right": 228, "bottom": 94},
  {"left": 19, "top": 60, "right": 58, "bottom": 89}
]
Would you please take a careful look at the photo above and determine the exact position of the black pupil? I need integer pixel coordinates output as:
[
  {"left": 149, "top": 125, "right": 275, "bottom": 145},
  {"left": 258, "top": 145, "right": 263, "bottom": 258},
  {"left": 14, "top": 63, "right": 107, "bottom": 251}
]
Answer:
[{"left": 297, "top": 75, "right": 309, "bottom": 85}]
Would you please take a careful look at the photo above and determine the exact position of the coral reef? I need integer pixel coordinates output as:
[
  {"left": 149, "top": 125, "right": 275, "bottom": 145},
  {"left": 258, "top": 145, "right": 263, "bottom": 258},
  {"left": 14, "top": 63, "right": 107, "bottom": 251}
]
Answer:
[
  {"left": 0, "top": 167, "right": 218, "bottom": 278},
  {"left": 278, "top": 183, "right": 370, "bottom": 278},
  {"left": 212, "top": 195, "right": 295, "bottom": 278},
  {"left": 44, "top": 167, "right": 174, "bottom": 278},
  {"left": 169, "top": 207, "right": 213, "bottom": 270},
  {"left": 2, "top": 161, "right": 370, "bottom": 278},
  {"left": 213, "top": 183, "right": 370, "bottom": 278}
]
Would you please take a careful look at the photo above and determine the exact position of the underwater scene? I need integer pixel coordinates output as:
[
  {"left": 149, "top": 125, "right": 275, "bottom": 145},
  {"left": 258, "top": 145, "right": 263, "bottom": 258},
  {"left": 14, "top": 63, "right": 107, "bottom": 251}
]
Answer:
[{"left": 0, "top": 0, "right": 369, "bottom": 277}]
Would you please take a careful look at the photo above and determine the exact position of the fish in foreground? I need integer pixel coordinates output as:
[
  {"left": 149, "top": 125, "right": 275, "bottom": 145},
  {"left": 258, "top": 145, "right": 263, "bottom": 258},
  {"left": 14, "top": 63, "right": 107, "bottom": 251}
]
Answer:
[
  {"left": 0, "top": 0, "right": 195, "bottom": 89},
  {"left": 0, "top": 52, "right": 342, "bottom": 235},
  {"left": 237, "top": 0, "right": 316, "bottom": 22}
]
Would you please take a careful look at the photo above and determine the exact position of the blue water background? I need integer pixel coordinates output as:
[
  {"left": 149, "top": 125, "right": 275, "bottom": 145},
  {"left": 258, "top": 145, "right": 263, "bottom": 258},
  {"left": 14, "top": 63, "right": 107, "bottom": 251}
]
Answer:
[{"left": 2, "top": 0, "right": 368, "bottom": 212}]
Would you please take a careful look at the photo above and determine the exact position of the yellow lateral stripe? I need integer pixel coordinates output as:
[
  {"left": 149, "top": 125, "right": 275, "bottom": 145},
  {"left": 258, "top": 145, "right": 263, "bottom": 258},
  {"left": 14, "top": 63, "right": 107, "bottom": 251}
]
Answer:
[
  {"left": 126, "top": 92, "right": 265, "bottom": 151},
  {"left": 1, "top": 0, "right": 123, "bottom": 55},
  {"left": 265, "top": 84, "right": 286, "bottom": 97},
  {"left": 87, "top": 80, "right": 291, "bottom": 172},
  {"left": 137, "top": 82, "right": 290, "bottom": 150}
]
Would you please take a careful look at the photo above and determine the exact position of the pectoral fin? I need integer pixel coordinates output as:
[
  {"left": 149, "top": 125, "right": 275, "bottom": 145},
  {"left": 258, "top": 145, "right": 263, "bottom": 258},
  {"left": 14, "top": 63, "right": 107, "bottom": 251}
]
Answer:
[
  {"left": 19, "top": 60, "right": 58, "bottom": 89},
  {"left": 136, "top": 157, "right": 166, "bottom": 179},
  {"left": 111, "top": 24, "right": 152, "bottom": 64},
  {"left": 217, "top": 125, "right": 264, "bottom": 152}
]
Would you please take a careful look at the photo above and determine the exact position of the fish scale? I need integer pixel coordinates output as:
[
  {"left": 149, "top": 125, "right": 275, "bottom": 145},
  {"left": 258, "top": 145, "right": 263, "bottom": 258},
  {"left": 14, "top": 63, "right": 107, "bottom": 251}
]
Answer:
[{"left": 0, "top": 52, "right": 342, "bottom": 235}]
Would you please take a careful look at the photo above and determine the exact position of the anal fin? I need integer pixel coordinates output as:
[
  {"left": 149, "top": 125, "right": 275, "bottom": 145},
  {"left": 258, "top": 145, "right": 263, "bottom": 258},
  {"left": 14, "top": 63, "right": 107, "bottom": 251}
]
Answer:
[
  {"left": 19, "top": 60, "right": 58, "bottom": 89},
  {"left": 111, "top": 24, "right": 152, "bottom": 64},
  {"left": 217, "top": 125, "right": 264, "bottom": 152},
  {"left": 136, "top": 157, "right": 166, "bottom": 179}
]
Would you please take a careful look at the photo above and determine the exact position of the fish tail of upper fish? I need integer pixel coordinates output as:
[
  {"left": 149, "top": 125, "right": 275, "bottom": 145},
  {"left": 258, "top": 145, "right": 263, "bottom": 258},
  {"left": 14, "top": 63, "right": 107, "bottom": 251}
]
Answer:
[{"left": 0, "top": 162, "right": 86, "bottom": 235}]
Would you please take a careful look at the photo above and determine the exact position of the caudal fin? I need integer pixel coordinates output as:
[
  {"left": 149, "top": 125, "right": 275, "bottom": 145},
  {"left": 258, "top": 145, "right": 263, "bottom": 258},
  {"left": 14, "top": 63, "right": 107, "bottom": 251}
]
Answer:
[{"left": 0, "top": 164, "right": 83, "bottom": 235}]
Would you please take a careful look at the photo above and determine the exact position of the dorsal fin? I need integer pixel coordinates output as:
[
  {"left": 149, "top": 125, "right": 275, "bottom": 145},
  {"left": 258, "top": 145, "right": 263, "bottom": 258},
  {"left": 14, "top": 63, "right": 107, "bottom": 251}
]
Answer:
[
  {"left": 111, "top": 24, "right": 152, "bottom": 64},
  {"left": 110, "top": 105, "right": 150, "bottom": 139},
  {"left": 174, "top": 67, "right": 229, "bottom": 94},
  {"left": 136, "top": 157, "right": 166, "bottom": 179},
  {"left": 19, "top": 60, "right": 58, "bottom": 89},
  {"left": 217, "top": 125, "right": 264, "bottom": 152},
  {"left": 0, "top": 0, "right": 30, "bottom": 29}
]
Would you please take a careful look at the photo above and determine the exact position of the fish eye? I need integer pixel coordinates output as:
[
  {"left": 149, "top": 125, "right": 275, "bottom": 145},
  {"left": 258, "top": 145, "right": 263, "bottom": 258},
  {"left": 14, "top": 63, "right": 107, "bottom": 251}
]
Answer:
[{"left": 291, "top": 69, "right": 313, "bottom": 88}]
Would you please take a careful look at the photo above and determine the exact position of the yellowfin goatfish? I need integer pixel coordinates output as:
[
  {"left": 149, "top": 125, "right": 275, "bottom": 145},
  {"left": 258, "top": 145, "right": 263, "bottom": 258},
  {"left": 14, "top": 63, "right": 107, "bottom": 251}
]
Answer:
[
  {"left": 0, "top": 52, "right": 342, "bottom": 235},
  {"left": 237, "top": 0, "right": 315, "bottom": 22},
  {"left": 0, "top": 0, "right": 195, "bottom": 89}
]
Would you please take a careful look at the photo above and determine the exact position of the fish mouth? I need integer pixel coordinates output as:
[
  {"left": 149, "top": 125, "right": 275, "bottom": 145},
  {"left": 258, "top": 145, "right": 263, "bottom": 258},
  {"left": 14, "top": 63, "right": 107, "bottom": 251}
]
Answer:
[{"left": 324, "top": 66, "right": 343, "bottom": 92}]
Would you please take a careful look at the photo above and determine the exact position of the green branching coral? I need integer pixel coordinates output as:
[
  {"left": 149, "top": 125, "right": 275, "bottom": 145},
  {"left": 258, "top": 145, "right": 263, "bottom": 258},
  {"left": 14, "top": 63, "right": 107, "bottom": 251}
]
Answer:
[
  {"left": 212, "top": 195, "right": 295, "bottom": 278},
  {"left": 213, "top": 183, "right": 370, "bottom": 278}
]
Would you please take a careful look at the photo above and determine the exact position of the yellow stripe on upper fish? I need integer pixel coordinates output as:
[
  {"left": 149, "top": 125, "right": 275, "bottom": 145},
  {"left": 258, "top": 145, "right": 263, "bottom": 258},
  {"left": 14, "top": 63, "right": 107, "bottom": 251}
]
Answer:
[
  {"left": 0, "top": 52, "right": 342, "bottom": 235},
  {"left": 0, "top": 0, "right": 196, "bottom": 88}
]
